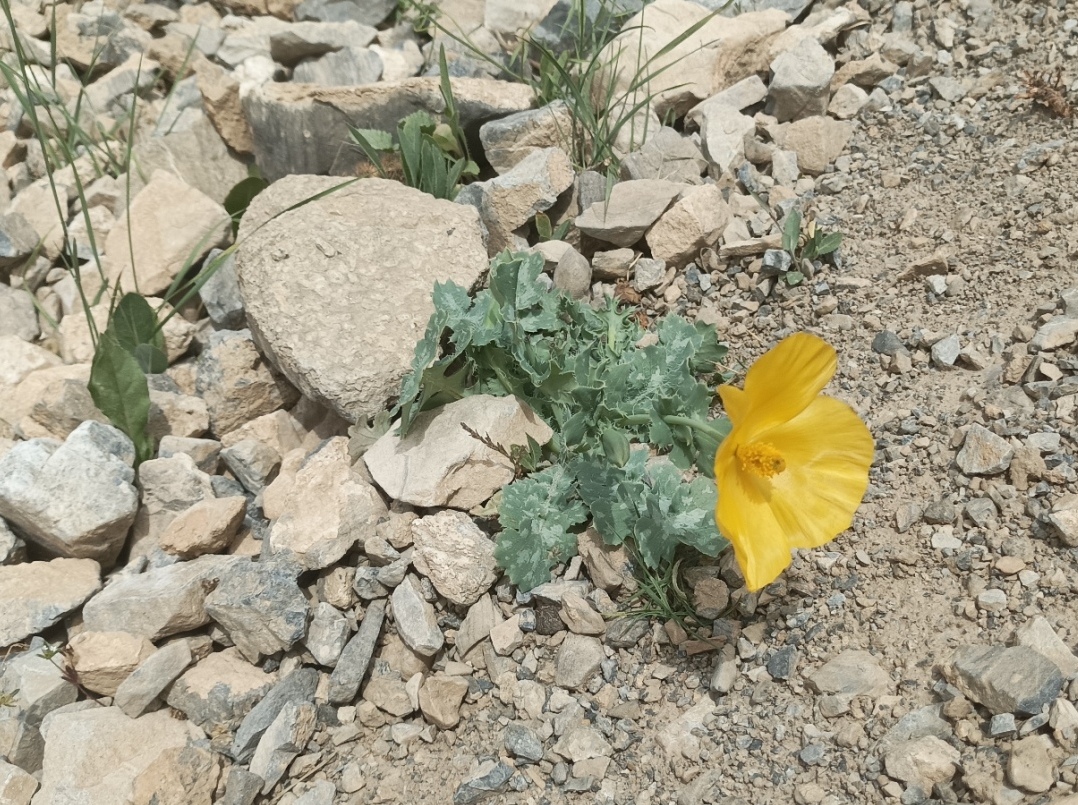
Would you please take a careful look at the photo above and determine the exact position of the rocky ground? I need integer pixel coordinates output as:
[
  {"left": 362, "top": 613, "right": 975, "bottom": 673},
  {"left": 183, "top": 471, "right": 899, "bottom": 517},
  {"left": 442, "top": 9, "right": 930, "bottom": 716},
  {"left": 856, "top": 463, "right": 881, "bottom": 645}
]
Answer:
[{"left": 1, "top": 0, "right": 1077, "bottom": 803}]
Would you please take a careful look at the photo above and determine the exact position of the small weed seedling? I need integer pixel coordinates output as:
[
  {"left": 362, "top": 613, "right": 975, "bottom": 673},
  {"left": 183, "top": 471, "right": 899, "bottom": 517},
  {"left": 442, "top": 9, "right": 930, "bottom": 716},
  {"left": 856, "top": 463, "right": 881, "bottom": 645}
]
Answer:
[{"left": 781, "top": 208, "right": 843, "bottom": 286}]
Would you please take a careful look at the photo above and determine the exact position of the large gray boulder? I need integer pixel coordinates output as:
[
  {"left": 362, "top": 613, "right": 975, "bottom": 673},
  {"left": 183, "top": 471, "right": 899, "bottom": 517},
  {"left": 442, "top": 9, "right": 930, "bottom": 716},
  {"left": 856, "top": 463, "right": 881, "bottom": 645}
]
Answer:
[{"left": 235, "top": 177, "right": 488, "bottom": 424}]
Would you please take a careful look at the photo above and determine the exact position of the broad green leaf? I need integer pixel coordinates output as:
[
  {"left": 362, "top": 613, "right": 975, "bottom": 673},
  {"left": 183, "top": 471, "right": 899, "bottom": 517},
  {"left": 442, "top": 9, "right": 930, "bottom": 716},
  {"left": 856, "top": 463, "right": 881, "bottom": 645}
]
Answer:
[
  {"left": 814, "top": 231, "right": 843, "bottom": 256},
  {"left": 88, "top": 330, "right": 154, "bottom": 464},
  {"left": 110, "top": 293, "right": 167, "bottom": 374},
  {"left": 349, "top": 126, "right": 394, "bottom": 151},
  {"left": 223, "top": 175, "right": 269, "bottom": 236},
  {"left": 785, "top": 270, "right": 805, "bottom": 287},
  {"left": 782, "top": 209, "right": 801, "bottom": 254}
]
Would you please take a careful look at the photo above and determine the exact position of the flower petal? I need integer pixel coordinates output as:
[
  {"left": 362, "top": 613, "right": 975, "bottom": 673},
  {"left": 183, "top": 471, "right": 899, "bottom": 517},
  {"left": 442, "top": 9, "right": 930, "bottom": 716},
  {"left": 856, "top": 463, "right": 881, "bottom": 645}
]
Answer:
[
  {"left": 766, "top": 395, "right": 874, "bottom": 549},
  {"left": 714, "top": 452, "right": 794, "bottom": 591},
  {"left": 734, "top": 333, "right": 838, "bottom": 439},
  {"left": 717, "top": 385, "right": 749, "bottom": 424}
]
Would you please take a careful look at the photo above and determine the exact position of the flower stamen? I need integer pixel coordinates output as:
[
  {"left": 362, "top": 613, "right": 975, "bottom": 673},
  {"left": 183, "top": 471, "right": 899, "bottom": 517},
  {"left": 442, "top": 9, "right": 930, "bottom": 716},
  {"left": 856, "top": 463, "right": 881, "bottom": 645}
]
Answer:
[{"left": 737, "top": 442, "right": 787, "bottom": 478}]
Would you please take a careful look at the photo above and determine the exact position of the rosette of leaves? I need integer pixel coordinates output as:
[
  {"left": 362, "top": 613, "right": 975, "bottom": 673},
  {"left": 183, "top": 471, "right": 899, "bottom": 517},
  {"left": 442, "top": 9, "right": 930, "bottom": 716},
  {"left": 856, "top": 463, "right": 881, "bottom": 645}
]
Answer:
[{"left": 393, "top": 250, "right": 732, "bottom": 590}]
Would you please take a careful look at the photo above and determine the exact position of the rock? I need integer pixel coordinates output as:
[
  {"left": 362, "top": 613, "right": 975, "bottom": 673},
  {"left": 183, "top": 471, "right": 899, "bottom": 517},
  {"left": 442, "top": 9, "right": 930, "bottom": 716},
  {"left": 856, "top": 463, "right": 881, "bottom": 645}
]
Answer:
[
  {"left": 452, "top": 758, "right": 514, "bottom": 805},
  {"left": 104, "top": 170, "right": 229, "bottom": 296},
  {"left": 1030, "top": 317, "right": 1078, "bottom": 351},
  {"left": 0, "top": 336, "right": 62, "bottom": 391},
  {"left": 0, "top": 558, "right": 100, "bottom": 648},
  {"left": 576, "top": 530, "right": 632, "bottom": 591},
  {"left": 1015, "top": 617, "right": 1078, "bottom": 679},
  {"left": 455, "top": 147, "right": 574, "bottom": 253},
  {"left": 645, "top": 183, "right": 730, "bottom": 268},
  {"left": 553, "top": 725, "right": 612, "bottom": 762},
  {"left": 243, "top": 78, "right": 533, "bottom": 181},
  {"left": 767, "top": 645, "right": 798, "bottom": 681},
  {"left": 931, "top": 334, "right": 961, "bottom": 367},
  {"left": 956, "top": 425, "right": 1014, "bottom": 476},
  {"left": 114, "top": 639, "right": 194, "bottom": 718},
  {"left": 943, "top": 645, "right": 1063, "bottom": 716},
  {"left": 828, "top": 83, "right": 869, "bottom": 119},
  {"left": 365, "top": 394, "right": 552, "bottom": 509},
  {"left": 68, "top": 631, "right": 155, "bottom": 696},
  {"left": 883, "top": 736, "right": 960, "bottom": 790},
  {"left": 269, "top": 437, "right": 388, "bottom": 570},
  {"left": 147, "top": 388, "right": 210, "bottom": 441},
  {"left": 693, "top": 577, "right": 730, "bottom": 619},
  {"left": 686, "top": 75, "right": 768, "bottom": 128},
  {"left": 490, "top": 615, "right": 524, "bottom": 656},
  {"left": 697, "top": 105, "right": 756, "bottom": 176},
  {"left": 81, "top": 554, "right": 240, "bottom": 640},
  {"left": 236, "top": 177, "right": 487, "bottom": 423},
  {"left": 479, "top": 101, "right": 575, "bottom": 174},
  {"left": 807, "top": 649, "right": 894, "bottom": 697},
  {"left": 197, "top": 250, "right": 246, "bottom": 330},
  {"left": 293, "top": 46, "right": 383, "bottom": 85},
  {"left": 130, "top": 742, "right": 220, "bottom": 805},
  {"left": 231, "top": 667, "right": 319, "bottom": 763},
  {"left": 166, "top": 647, "right": 276, "bottom": 732},
  {"left": 391, "top": 575, "right": 444, "bottom": 658},
  {"left": 576, "top": 179, "right": 684, "bottom": 247},
  {"left": 1052, "top": 698, "right": 1078, "bottom": 749},
  {"left": 160, "top": 496, "right": 247, "bottom": 559},
  {"left": 555, "top": 633, "right": 604, "bottom": 690},
  {"left": 1007, "top": 734, "right": 1056, "bottom": 793},
  {"left": 0, "top": 213, "right": 38, "bottom": 278},
  {"left": 195, "top": 61, "right": 254, "bottom": 155},
  {"left": 328, "top": 599, "right": 386, "bottom": 704},
  {"left": 552, "top": 245, "right": 592, "bottom": 299},
  {"left": 559, "top": 592, "right": 605, "bottom": 636},
  {"left": 130, "top": 453, "right": 215, "bottom": 556},
  {"left": 776, "top": 116, "right": 854, "bottom": 175},
  {"left": 418, "top": 673, "right": 469, "bottom": 729},
  {"left": 267, "top": 20, "right": 376, "bottom": 65},
  {"left": 35, "top": 708, "right": 196, "bottom": 804},
  {"left": 766, "top": 37, "right": 833, "bottom": 122},
  {"left": 196, "top": 329, "right": 300, "bottom": 437},
  {"left": 306, "top": 602, "right": 350, "bottom": 668},
  {"left": 249, "top": 701, "right": 317, "bottom": 794},
  {"left": 204, "top": 555, "right": 309, "bottom": 662},
  {"left": 410, "top": 510, "right": 497, "bottom": 607},
  {"left": 220, "top": 438, "right": 280, "bottom": 493},
  {"left": 619, "top": 126, "right": 708, "bottom": 184},
  {"left": 456, "top": 595, "right": 501, "bottom": 658},
  {"left": 0, "top": 759, "right": 37, "bottom": 804},
  {"left": 1048, "top": 497, "right": 1078, "bottom": 548},
  {"left": 504, "top": 723, "right": 544, "bottom": 763},
  {"left": 0, "top": 421, "right": 138, "bottom": 565},
  {"left": 0, "top": 519, "right": 26, "bottom": 565},
  {"left": 0, "top": 285, "right": 38, "bottom": 342}
]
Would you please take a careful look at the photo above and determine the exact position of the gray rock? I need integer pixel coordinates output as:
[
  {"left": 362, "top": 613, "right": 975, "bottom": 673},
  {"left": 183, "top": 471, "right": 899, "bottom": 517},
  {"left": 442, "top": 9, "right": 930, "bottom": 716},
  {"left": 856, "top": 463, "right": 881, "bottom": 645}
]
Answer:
[
  {"left": 205, "top": 555, "right": 309, "bottom": 662},
  {"left": 114, "top": 639, "right": 194, "bottom": 718},
  {"left": 955, "top": 425, "right": 1014, "bottom": 476},
  {"left": 619, "top": 127, "right": 707, "bottom": 184},
  {"left": 328, "top": 599, "right": 386, "bottom": 704},
  {"left": 944, "top": 645, "right": 1063, "bottom": 716},
  {"left": 293, "top": 780, "right": 337, "bottom": 805},
  {"left": 221, "top": 767, "right": 263, "bottom": 805},
  {"left": 231, "top": 667, "right": 319, "bottom": 763},
  {"left": 931, "top": 334, "right": 961, "bottom": 367},
  {"left": 81, "top": 554, "right": 240, "bottom": 640},
  {"left": 990, "top": 713, "right": 1017, "bottom": 737},
  {"left": 1030, "top": 317, "right": 1078, "bottom": 351},
  {"left": 453, "top": 758, "right": 514, "bottom": 805},
  {"left": 555, "top": 633, "right": 604, "bottom": 690},
  {"left": 220, "top": 438, "right": 280, "bottom": 494},
  {"left": 766, "top": 37, "right": 834, "bottom": 122},
  {"left": 632, "top": 257, "right": 666, "bottom": 291},
  {"left": 456, "top": 595, "right": 500, "bottom": 658},
  {"left": 391, "top": 575, "right": 444, "bottom": 658},
  {"left": 553, "top": 245, "right": 592, "bottom": 299},
  {"left": 0, "top": 284, "right": 39, "bottom": 342},
  {"left": 293, "top": 47, "right": 383, "bottom": 86},
  {"left": 196, "top": 329, "right": 300, "bottom": 438},
  {"left": 928, "top": 76, "right": 966, "bottom": 103},
  {"left": 604, "top": 617, "right": 648, "bottom": 648},
  {"left": 296, "top": 0, "right": 394, "bottom": 25},
  {"left": 236, "top": 177, "right": 486, "bottom": 423},
  {"left": 305, "top": 602, "right": 351, "bottom": 668},
  {"left": 872, "top": 331, "right": 906, "bottom": 356},
  {"left": 0, "top": 518, "right": 27, "bottom": 565},
  {"left": 365, "top": 395, "right": 552, "bottom": 510},
  {"left": 249, "top": 701, "right": 317, "bottom": 794},
  {"left": 877, "top": 704, "right": 951, "bottom": 753},
  {"left": 1015, "top": 617, "right": 1078, "bottom": 679},
  {"left": 697, "top": 105, "right": 756, "bottom": 177},
  {"left": 923, "top": 498, "right": 956, "bottom": 525},
  {"left": 0, "top": 421, "right": 138, "bottom": 565},
  {"left": 504, "top": 723, "right": 544, "bottom": 763},
  {"left": 479, "top": 101, "right": 575, "bottom": 174},
  {"left": 268, "top": 21, "right": 377, "bottom": 66},
  {"left": 155, "top": 435, "right": 222, "bottom": 473},
  {"left": 0, "top": 213, "right": 39, "bottom": 277},
  {"left": 766, "top": 645, "right": 798, "bottom": 680},
  {"left": 198, "top": 250, "right": 246, "bottom": 330},
  {"left": 0, "top": 558, "right": 100, "bottom": 648},
  {"left": 807, "top": 649, "right": 893, "bottom": 698},
  {"left": 166, "top": 647, "right": 276, "bottom": 732},
  {"left": 243, "top": 78, "right": 532, "bottom": 181},
  {"left": 575, "top": 179, "right": 683, "bottom": 247},
  {"left": 964, "top": 497, "right": 997, "bottom": 527}
]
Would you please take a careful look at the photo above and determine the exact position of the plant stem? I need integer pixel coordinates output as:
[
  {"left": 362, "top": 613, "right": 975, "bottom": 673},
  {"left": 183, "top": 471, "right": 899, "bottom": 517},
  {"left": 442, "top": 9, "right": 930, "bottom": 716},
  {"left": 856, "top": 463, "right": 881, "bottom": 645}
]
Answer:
[{"left": 624, "top": 413, "right": 728, "bottom": 443}]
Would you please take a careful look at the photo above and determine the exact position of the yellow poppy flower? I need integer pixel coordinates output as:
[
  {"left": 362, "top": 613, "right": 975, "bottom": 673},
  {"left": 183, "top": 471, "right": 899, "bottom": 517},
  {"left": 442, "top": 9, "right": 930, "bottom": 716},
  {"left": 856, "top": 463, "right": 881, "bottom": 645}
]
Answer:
[{"left": 713, "top": 333, "right": 874, "bottom": 591}]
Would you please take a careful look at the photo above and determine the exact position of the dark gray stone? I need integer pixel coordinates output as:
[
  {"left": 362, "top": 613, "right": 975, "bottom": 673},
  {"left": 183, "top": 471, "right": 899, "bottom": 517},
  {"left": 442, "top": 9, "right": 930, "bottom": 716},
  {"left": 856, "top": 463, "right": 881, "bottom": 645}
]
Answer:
[
  {"left": 220, "top": 766, "right": 263, "bottom": 805},
  {"left": 231, "top": 667, "right": 319, "bottom": 762},
  {"left": 198, "top": 250, "right": 246, "bottom": 330},
  {"left": 453, "top": 759, "right": 515, "bottom": 804},
  {"left": 871, "top": 330, "right": 906, "bottom": 356},
  {"left": 328, "top": 599, "right": 386, "bottom": 704},
  {"left": 293, "top": 48, "right": 383, "bottom": 86},
  {"left": 0, "top": 212, "right": 38, "bottom": 276},
  {"left": 504, "top": 723, "right": 543, "bottom": 763},
  {"left": 766, "top": 646, "right": 798, "bottom": 680},
  {"left": 295, "top": 0, "right": 394, "bottom": 26},
  {"left": 205, "top": 555, "right": 309, "bottom": 662},
  {"left": 605, "top": 617, "right": 648, "bottom": 649},
  {"left": 923, "top": 499, "right": 956, "bottom": 525}
]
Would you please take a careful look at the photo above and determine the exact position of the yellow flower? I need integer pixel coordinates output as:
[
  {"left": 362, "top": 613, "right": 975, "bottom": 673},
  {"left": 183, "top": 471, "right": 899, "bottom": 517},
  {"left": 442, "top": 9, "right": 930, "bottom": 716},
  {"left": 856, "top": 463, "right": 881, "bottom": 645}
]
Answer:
[{"left": 713, "top": 333, "right": 874, "bottom": 591}]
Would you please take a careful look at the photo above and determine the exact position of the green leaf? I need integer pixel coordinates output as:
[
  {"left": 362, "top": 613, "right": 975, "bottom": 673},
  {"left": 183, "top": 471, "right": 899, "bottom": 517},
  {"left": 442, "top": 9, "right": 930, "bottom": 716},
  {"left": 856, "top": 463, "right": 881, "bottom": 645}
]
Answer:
[
  {"left": 494, "top": 466, "right": 588, "bottom": 590},
  {"left": 785, "top": 270, "right": 805, "bottom": 287},
  {"left": 88, "top": 330, "right": 154, "bottom": 464},
  {"left": 814, "top": 231, "right": 843, "bottom": 256},
  {"left": 349, "top": 126, "right": 394, "bottom": 152},
  {"left": 223, "top": 175, "right": 269, "bottom": 237},
  {"left": 782, "top": 209, "right": 802, "bottom": 254},
  {"left": 110, "top": 293, "right": 167, "bottom": 374}
]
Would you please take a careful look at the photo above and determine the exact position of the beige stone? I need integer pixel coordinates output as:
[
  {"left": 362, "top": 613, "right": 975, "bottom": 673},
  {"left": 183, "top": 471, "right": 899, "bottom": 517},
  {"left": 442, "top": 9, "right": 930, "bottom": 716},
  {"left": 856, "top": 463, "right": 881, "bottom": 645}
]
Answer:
[
  {"left": 775, "top": 116, "right": 854, "bottom": 175},
  {"left": 480, "top": 101, "right": 575, "bottom": 174},
  {"left": 418, "top": 674, "right": 469, "bottom": 729},
  {"left": 575, "top": 179, "right": 684, "bottom": 247},
  {"left": 0, "top": 759, "right": 37, "bottom": 805},
  {"left": 490, "top": 614, "right": 524, "bottom": 656},
  {"left": 1015, "top": 617, "right": 1078, "bottom": 679},
  {"left": 219, "top": 409, "right": 304, "bottom": 453},
  {"left": 58, "top": 298, "right": 195, "bottom": 366},
  {"left": 560, "top": 592, "right": 605, "bottom": 636},
  {"left": 160, "top": 496, "right": 247, "bottom": 559},
  {"left": 0, "top": 335, "right": 62, "bottom": 390},
  {"left": 131, "top": 743, "right": 220, "bottom": 805},
  {"left": 576, "top": 529, "right": 633, "bottom": 591},
  {"left": 9, "top": 180, "right": 69, "bottom": 259},
  {"left": 646, "top": 184, "right": 730, "bottom": 267},
  {"left": 147, "top": 389, "right": 210, "bottom": 441},
  {"left": 1007, "top": 734, "right": 1056, "bottom": 793},
  {"left": 195, "top": 62, "right": 253, "bottom": 154},
  {"left": 883, "top": 736, "right": 960, "bottom": 790},
  {"left": 36, "top": 708, "right": 197, "bottom": 803},
  {"left": 104, "top": 170, "right": 230, "bottom": 297},
  {"left": 411, "top": 510, "right": 498, "bottom": 607},
  {"left": 0, "top": 558, "right": 101, "bottom": 648},
  {"left": 365, "top": 394, "right": 553, "bottom": 510},
  {"left": 69, "top": 631, "right": 156, "bottom": 696},
  {"left": 262, "top": 446, "right": 306, "bottom": 521},
  {"left": 269, "top": 437, "right": 388, "bottom": 570},
  {"left": 130, "top": 453, "right": 215, "bottom": 555}
]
